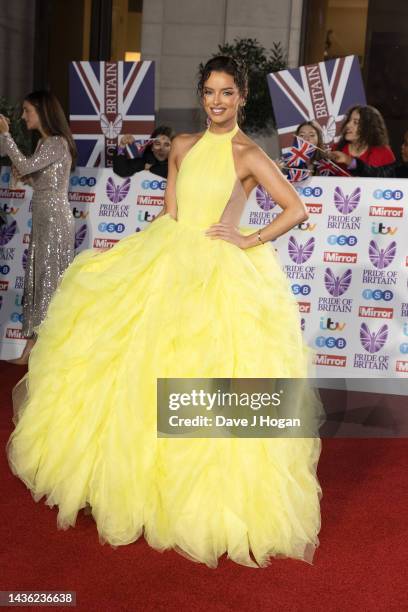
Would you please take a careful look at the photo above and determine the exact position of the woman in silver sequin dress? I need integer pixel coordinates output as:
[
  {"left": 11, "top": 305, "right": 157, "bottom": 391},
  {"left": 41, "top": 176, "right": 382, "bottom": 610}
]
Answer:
[{"left": 0, "top": 91, "right": 76, "bottom": 364}]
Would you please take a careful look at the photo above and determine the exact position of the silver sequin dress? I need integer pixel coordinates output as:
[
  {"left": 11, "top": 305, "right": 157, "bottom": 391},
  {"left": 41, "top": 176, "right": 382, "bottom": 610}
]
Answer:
[{"left": 0, "top": 134, "right": 74, "bottom": 336}]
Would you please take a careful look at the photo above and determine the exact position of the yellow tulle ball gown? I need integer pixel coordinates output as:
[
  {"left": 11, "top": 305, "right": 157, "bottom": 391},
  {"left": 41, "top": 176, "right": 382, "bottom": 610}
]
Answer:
[{"left": 7, "top": 124, "right": 322, "bottom": 568}]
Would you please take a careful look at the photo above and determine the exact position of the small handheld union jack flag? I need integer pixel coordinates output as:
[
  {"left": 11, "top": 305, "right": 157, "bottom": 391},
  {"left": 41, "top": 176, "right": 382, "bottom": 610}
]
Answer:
[
  {"left": 125, "top": 138, "right": 155, "bottom": 159},
  {"left": 316, "top": 158, "right": 351, "bottom": 177},
  {"left": 286, "top": 167, "right": 311, "bottom": 183},
  {"left": 282, "top": 136, "right": 317, "bottom": 168}
]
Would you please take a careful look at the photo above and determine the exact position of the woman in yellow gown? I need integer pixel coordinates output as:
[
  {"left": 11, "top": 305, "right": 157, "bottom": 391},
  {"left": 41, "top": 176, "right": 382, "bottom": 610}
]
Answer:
[{"left": 7, "top": 57, "right": 322, "bottom": 568}]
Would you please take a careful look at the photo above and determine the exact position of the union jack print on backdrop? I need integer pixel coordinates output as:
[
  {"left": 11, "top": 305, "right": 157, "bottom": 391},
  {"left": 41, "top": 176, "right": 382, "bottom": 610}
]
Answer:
[
  {"left": 69, "top": 61, "right": 155, "bottom": 167},
  {"left": 267, "top": 55, "right": 366, "bottom": 153}
]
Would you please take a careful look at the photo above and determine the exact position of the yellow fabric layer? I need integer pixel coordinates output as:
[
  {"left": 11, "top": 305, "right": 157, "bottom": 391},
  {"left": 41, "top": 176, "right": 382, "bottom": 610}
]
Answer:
[{"left": 8, "top": 125, "right": 322, "bottom": 568}]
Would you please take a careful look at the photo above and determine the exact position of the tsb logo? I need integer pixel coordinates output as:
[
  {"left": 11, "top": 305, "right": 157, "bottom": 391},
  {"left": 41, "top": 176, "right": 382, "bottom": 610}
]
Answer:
[
  {"left": 141, "top": 179, "right": 166, "bottom": 190},
  {"left": 373, "top": 189, "right": 403, "bottom": 201},
  {"left": 98, "top": 222, "right": 125, "bottom": 233},
  {"left": 70, "top": 176, "right": 97, "bottom": 187},
  {"left": 315, "top": 336, "right": 347, "bottom": 349},
  {"left": 0, "top": 264, "right": 10, "bottom": 275},
  {"left": 327, "top": 235, "right": 358, "bottom": 246},
  {"left": 362, "top": 289, "right": 393, "bottom": 301},
  {"left": 295, "top": 186, "right": 323, "bottom": 198},
  {"left": 292, "top": 284, "right": 311, "bottom": 296}
]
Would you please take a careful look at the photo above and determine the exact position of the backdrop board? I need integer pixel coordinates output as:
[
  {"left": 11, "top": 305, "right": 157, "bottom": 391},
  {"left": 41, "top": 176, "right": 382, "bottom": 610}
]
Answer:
[
  {"left": 1, "top": 167, "right": 408, "bottom": 386},
  {"left": 267, "top": 55, "right": 366, "bottom": 153},
  {"left": 69, "top": 61, "right": 155, "bottom": 167}
]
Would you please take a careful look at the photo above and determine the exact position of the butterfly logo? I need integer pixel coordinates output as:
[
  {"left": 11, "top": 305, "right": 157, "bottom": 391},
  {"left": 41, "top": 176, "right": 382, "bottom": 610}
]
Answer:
[
  {"left": 288, "top": 236, "right": 315, "bottom": 264},
  {"left": 324, "top": 268, "right": 352, "bottom": 297},
  {"left": 0, "top": 219, "right": 17, "bottom": 245},
  {"left": 321, "top": 116, "right": 337, "bottom": 144},
  {"left": 368, "top": 240, "right": 396, "bottom": 269},
  {"left": 255, "top": 185, "right": 276, "bottom": 211},
  {"left": 22, "top": 248, "right": 28, "bottom": 271},
  {"left": 106, "top": 177, "right": 131, "bottom": 204},
  {"left": 334, "top": 186, "right": 361, "bottom": 215},
  {"left": 100, "top": 113, "right": 123, "bottom": 139},
  {"left": 360, "top": 322, "right": 388, "bottom": 353},
  {"left": 75, "top": 224, "right": 88, "bottom": 249}
]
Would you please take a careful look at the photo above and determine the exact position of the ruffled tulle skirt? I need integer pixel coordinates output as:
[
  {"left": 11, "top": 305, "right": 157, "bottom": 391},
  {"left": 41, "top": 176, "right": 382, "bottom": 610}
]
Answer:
[{"left": 8, "top": 213, "right": 322, "bottom": 568}]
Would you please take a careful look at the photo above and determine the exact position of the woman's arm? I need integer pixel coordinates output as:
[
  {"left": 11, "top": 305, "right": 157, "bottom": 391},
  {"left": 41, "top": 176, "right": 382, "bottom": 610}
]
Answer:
[
  {"left": 112, "top": 152, "right": 145, "bottom": 177},
  {"left": 0, "top": 133, "right": 67, "bottom": 176},
  {"left": 330, "top": 147, "right": 396, "bottom": 178},
  {"left": 11, "top": 165, "right": 34, "bottom": 187},
  {"left": 206, "top": 145, "right": 308, "bottom": 249}
]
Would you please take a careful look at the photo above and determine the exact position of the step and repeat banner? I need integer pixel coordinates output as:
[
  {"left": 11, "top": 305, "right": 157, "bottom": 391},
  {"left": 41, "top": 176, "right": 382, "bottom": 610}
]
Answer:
[{"left": 1, "top": 166, "right": 408, "bottom": 378}]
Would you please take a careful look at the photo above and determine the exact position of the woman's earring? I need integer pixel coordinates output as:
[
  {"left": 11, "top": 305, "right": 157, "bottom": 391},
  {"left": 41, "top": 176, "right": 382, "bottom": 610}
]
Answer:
[{"left": 206, "top": 116, "right": 211, "bottom": 127}]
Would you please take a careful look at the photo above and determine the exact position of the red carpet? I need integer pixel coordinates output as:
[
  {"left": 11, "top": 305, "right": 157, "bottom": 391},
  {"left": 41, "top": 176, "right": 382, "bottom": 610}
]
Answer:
[{"left": 0, "top": 361, "right": 406, "bottom": 611}]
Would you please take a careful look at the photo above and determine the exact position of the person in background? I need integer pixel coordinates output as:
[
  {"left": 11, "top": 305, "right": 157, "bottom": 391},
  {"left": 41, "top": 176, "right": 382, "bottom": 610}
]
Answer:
[
  {"left": 0, "top": 90, "right": 76, "bottom": 365},
  {"left": 113, "top": 125, "right": 175, "bottom": 179},
  {"left": 295, "top": 120, "right": 324, "bottom": 175},
  {"left": 396, "top": 129, "right": 408, "bottom": 178},
  {"left": 329, "top": 105, "right": 396, "bottom": 177}
]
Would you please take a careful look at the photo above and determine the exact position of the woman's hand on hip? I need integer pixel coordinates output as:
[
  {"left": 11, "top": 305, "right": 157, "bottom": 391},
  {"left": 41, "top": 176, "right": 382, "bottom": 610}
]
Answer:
[{"left": 205, "top": 222, "right": 249, "bottom": 249}]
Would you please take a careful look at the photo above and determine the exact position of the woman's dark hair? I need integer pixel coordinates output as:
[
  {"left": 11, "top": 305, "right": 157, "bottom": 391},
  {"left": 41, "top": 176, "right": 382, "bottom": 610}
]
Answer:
[
  {"left": 24, "top": 90, "right": 77, "bottom": 169},
  {"left": 197, "top": 56, "right": 249, "bottom": 124},
  {"left": 151, "top": 125, "right": 175, "bottom": 140},
  {"left": 295, "top": 120, "right": 324, "bottom": 161},
  {"left": 338, "top": 105, "right": 389, "bottom": 150}
]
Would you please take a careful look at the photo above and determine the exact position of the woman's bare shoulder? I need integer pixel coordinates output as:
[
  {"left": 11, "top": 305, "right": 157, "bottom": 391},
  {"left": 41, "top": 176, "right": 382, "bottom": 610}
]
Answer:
[
  {"left": 234, "top": 130, "right": 265, "bottom": 157},
  {"left": 233, "top": 130, "right": 268, "bottom": 169}
]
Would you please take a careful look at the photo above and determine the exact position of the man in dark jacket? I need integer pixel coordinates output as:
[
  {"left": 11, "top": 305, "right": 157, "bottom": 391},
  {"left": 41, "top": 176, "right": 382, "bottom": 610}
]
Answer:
[{"left": 113, "top": 125, "right": 174, "bottom": 179}]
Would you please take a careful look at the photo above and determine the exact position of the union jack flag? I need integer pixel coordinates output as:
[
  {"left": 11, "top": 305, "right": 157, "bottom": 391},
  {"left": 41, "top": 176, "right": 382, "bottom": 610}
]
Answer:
[
  {"left": 267, "top": 55, "right": 366, "bottom": 152},
  {"left": 125, "top": 139, "right": 155, "bottom": 159},
  {"left": 282, "top": 136, "right": 317, "bottom": 167},
  {"left": 286, "top": 167, "right": 311, "bottom": 183},
  {"left": 69, "top": 61, "right": 155, "bottom": 167},
  {"left": 316, "top": 158, "right": 351, "bottom": 177}
]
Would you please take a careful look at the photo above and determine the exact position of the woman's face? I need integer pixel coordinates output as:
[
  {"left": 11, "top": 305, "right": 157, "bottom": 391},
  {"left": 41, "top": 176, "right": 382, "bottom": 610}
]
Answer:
[
  {"left": 202, "top": 71, "right": 243, "bottom": 127},
  {"left": 297, "top": 125, "right": 319, "bottom": 146},
  {"left": 344, "top": 109, "right": 360, "bottom": 143},
  {"left": 21, "top": 101, "right": 41, "bottom": 131},
  {"left": 151, "top": 135, "right": 172, "bottom": 161}
]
